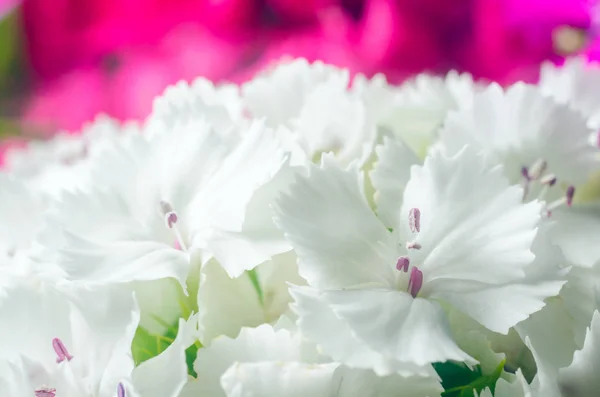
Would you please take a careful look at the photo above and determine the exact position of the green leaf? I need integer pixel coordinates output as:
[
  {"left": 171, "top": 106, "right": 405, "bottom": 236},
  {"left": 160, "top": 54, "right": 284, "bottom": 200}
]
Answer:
[{"left": 435, "top": 360, "right": 506, "bottom": 397}]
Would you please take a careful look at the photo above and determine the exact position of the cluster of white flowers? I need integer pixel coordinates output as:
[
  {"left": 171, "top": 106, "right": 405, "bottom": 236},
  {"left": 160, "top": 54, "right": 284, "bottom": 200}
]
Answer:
[{"left": 1, "top": 57, "right": 600, "bottom": 397}]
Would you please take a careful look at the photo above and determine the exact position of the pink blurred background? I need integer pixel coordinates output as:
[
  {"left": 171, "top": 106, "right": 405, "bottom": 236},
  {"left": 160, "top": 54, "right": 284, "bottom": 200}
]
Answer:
[{"left": 0, "top": 0, "right": 597, "bottom": 135}]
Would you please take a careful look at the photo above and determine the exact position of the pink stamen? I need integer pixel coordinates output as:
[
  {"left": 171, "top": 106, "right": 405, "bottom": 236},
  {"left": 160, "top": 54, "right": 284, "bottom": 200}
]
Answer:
[
  {"left": 406, "top": 241, "right": 421, "bottom": 250},
  {"left": 160, "top": 200, "right": 178, "bottom": 229},
  {"left": 35, "top": 387, "right": 56, "bottom": 397},
  {"left": 566, "top": 186, "right": 575, "bottom": 207},
  {"left": 408, "top": 208, "right": 421, "bottom": 233},
  {"left": 52, "top": 338, "right": 73, "bottom": 363},
  {"left": 118, "top": 383, "right": 126, "bottom": 397},
  {"left": 396, "top": 257, "right": 410, "bottom": 272},
  {"left": 521, "top": 166, "right": 530, "bottom": 180},
  {"left": 407, "top": 266, "right": 423, "bottom": 298}
]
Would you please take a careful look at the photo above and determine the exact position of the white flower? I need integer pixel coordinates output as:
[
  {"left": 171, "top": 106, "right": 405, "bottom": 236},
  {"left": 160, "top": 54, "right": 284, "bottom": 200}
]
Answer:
[
  {"left": 182, "top": 323, "right": 442, "bottom": 397},
  {"left": 242, "top": 59, "right": 349, "bottom": 129},
  {"left": 3, "top": 115, "right": 138, "bottom": 198},
  {"left": 0, "top": 284, "right": 196, "bottom": 397},
  {"left": 438, "top": 82, "right": 600, "bottom": 267},
  {"left": 274, "top": 145, "right": 556, "bottom": 369},
  {"left": 148, "top": 77, "right": 243, "bottom": 133},
  {"left": 539, "top": 56, "right": 600, "bottom": 128},
  {"left": 35, "top": 118, "right": 290, "bottom": 331},
  {"left": 377, "top": 71, "right": 478, "bottom": 156},
  {"left": 242, "top": 59, "right": 377, "bottom": 166}
]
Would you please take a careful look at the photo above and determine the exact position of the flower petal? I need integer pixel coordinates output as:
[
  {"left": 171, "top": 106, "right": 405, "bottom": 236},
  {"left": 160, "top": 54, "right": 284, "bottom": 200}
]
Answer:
[
  {"left": 558, "top": 311, "right": 600, "bottom": 397},
  {"left": 323, "top": 289, "right": 473, "bottom": 366},
  {"left": 402, "top": 146, "right": 541, "bottom": 290},
  {"left": 551, "top": 202, "right": 600, "bottom": 268},
  {"left": 131, "top": 316, "right": 198, "bottom": 397},
  {"left": 220, "top": 362, "right": 338, "bottom": 397},
  {"left": 370, "top": 136, "right": 421, "bottom": 229},
  {"left": 290, "top": 286, "right": 437, "bottom": 377},
  {"left": 274, "top": 157, "right": 397, "bottom": 290}
]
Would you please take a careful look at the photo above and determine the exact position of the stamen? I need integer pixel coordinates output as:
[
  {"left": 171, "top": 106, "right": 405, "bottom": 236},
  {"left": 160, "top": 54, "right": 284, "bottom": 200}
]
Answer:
[
  {"left": 406, "top": 241, "right": 421, "bottom": 250},
  {"left": 545, "top": 185, "right": 576, "bottom": 214},
  {"left": 35, "top": 387, "right": 56, "bottom": 397},
  {"left": 117, "top": 383, "right": 126, "bottom": 397},
  {"left": 408, "top": 208, "right": 421, "bottom": 233},
  {"left": 407, "top": 266, "right": 423, "bottom": 298},
  {"left": 537, "top": 174, "right": 558, "bottom": 200},
  {"left": 52, "top": 338, "right": 73, "bottom": 363},
  {"left": 160, "top": 200, "right": 178, "bottom": 229},
  {"left": 528, "top": 159, "right": 547, "bottom": 180},
  {"left": 159, "top": 200, "right": 188, "bottom": 251},
  {"left": 396, "top": 257, "right": 410, "bottom": 272},
  {"left": 566, "top": 185, "right": 575, "bottom": 207},
  {"left": 521, "top": 166, "right": 530, "bottom": 180},
  {"left": 540, "top": 174, "right": 557, "bottom": 186}
]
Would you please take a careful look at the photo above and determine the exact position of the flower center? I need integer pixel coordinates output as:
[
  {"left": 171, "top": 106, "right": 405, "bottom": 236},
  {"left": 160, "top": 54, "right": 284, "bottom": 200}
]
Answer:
[
  {"left": 159, "top": 200, "right": 188, "bottom": 251},
  {"left": 52, "top": 337, "right": 73, "bottom": 363},
  {"left": 520, "top": 158, "right": 575, "bottom": 217},
  {"left": 395, "top": 207, "right": 424, "bottom": 298}
]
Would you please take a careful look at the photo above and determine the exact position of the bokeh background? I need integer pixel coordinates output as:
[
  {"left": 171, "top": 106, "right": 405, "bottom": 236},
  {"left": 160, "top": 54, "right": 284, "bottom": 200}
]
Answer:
[{"left": 0, "top": 0, "right": 598, "bottom": 139}]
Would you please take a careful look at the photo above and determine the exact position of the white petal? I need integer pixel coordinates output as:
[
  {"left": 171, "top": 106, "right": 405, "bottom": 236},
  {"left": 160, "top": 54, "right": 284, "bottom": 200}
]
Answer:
[
  {"left": 550, "top": 202, "right": 600, "bottom": 268},
  {"left": 402, "top": 146, "right": 541, "bottom": 291},
  {"left": 189, "top": 121, "right": 288, "bottom": 276},
  {"left": 274, "top": 158, "right": 397, "bottom": 290},
  {"left": 220, "top": 362, "right": 338, "bottom": 397},
  {"left": 200, "top": 159, "right": 294, "bottom": 277},
  {"left": 539, "top": 57, "right": 600, "bottom": 122},
  {"left": 515, "top": 299, "right": 579, "bottom": 396},
  {"left": 438, "top": 82, "right": 599, "bottom": 185},
  {"left": 435, "top": 223, "right": 567, "bottom": 334},
  {"left": 198, "top": 252, "right": 303, "bottom": 343},
  {"left": 561, "top": 266, "right": 600, "bottom": 345},
  {"left": 493, "top": 370, "right": 531, "bottom": 397},
  {"left": 290, "top": 286, "right": 438, "bottom": 377},
  {"left": 242, "top": 59, "right": 349, "bottom": 127},
  {"left": 558, "top": 311, "right": 600, "bottom": 397},
  {"left": 150, "top": 78, "right": 242, "bottom": 131},
  {"left": 293, "top": 81, "right": 376, "bottom": 167},
  {"left": 197, "top": 260, "right": 265, "bottom": 343},
  {"left": 324, "top": 289, "right": 473, "bottom": 366},
  {"left": 132, "top": 316, "right": 197, "bottom": 397},
  {"left": 0, "top": 284, "right": 71, "bottom": 364},
  {"left": 185, "top": 324, "right": 302, "bottom": 397},
  {"left": 332, "top": 366, "right": 443, "bottom": 397},
  {"left": 37, "top": 188, "right": 190, "bottom": 290},
  {"left": 370, "top": 137, "right": 421, "bottom": 229}
]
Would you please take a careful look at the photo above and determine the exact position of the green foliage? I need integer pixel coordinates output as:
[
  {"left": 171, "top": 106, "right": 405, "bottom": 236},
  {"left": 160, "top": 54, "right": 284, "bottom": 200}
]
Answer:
[{"left": 434, "top": 359, "right": 505, "bottom": 397}]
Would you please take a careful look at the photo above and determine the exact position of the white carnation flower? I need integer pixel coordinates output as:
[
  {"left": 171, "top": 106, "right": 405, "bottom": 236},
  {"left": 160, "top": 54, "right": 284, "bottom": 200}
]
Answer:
[{"left": 274, "top": 145, "right": 554, "bottom": 370}]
